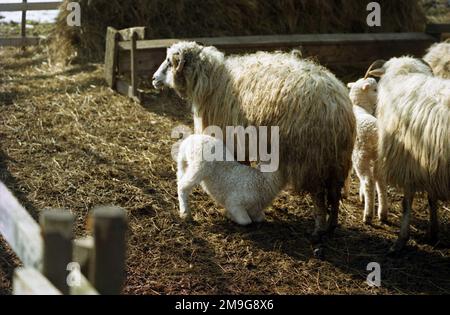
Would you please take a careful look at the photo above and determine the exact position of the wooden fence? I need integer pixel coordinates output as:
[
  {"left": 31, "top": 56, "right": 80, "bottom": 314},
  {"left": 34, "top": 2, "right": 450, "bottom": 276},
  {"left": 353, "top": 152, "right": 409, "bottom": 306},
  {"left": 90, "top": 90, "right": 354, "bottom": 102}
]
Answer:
[
  {"left": 105, "top": 24, "right": 450, "bottom": 102},
  {"left": 0, "top": 181, "right": 127, "bottom": 295},
  {"left": 0, "top": 0, "right": 63, "bottom": 47}
]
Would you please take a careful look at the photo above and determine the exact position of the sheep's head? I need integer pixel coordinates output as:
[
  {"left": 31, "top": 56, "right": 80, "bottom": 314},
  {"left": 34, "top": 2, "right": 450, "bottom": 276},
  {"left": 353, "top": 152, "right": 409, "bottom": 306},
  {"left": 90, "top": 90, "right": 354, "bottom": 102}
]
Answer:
[
  {"left": 152, "top": 41, "right": 224, "bottom": 99},
  {"left": 347, "top": 78, "right": 378, "bottom": 114},
  {"left": 367, "top": 57, "right": 433, "bottom": 78}
]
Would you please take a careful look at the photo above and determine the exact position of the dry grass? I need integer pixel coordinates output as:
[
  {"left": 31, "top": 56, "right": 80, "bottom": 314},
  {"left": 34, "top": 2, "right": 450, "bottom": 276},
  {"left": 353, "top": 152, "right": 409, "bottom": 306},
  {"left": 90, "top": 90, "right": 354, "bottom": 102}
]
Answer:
[
  {"left": 48, "top": 0, "right": 427, "bottom": 64},
  {"left": 1, "top": 44, "right": 450, "bottom": 295}
]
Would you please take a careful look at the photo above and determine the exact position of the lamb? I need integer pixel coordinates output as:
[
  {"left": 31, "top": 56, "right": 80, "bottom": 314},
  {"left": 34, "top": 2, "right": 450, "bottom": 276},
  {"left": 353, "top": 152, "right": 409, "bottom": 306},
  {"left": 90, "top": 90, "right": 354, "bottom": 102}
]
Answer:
[
  {"left": 177, "top": 134, "right": 285, "bottom": 225},
  {"left": 367, "top": 56, "right": 450, "bottom": 253},
  {"left": 153, "top": 42, "right": 356, "bottom": 248},
  {"left": 345, "top": 77, "right": 388, "bottom": 224},
  {"left": 423, "top": 40, "right": 450, "bottom": 79}
]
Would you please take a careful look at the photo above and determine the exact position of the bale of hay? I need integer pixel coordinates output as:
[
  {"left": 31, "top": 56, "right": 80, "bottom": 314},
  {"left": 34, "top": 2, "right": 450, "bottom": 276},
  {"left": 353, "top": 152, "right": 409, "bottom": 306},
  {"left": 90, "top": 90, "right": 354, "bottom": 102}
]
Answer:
[{"left": 49, "top": 0, "right": 426, "bottom": 64}]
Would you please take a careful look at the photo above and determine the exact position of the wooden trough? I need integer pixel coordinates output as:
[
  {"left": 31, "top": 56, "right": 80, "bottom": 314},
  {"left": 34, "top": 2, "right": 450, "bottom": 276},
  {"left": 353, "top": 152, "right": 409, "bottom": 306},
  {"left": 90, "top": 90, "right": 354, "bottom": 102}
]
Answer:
[
  {"left": 0, "top": 181, "right": 127, "bottom": 295},
  {"left": 104, "top": 24, "right": 450, "bottom": 102}
]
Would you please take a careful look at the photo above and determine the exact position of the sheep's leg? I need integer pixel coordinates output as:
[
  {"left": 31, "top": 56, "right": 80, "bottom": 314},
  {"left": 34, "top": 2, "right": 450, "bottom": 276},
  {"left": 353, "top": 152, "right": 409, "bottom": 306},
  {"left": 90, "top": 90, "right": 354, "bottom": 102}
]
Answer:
[
  {"left": 390, "top": 190, "right": 415, "bottom": 253},
  {"left": 375, "top": 178, "right": 389, "bottom": 223},
  {"left": 226, "top": 205, "right": 252, "bottom": 226},
  {"left": 326, "top": 185, "right": 341, "bottom": 233},
  {"left": 311, "top": 191, "right": 328, "bottom": 243},
  {"left": 177, "top": 168, "right": 203, "bottom": 221},
  {"left": 362, "top": 177, "right": 375, "bottom": 224},
  {"left": 359, "top": 182, "right": 365, "bottom": 203},
  {"left": 427, "top": 195, "right": 439, "bottom": 245},
  {"left": 343, "top": 169, "right": 352, "bottom": 199},
  {"left": 248, "top": 209, "right": 266, "bottom": 223}
]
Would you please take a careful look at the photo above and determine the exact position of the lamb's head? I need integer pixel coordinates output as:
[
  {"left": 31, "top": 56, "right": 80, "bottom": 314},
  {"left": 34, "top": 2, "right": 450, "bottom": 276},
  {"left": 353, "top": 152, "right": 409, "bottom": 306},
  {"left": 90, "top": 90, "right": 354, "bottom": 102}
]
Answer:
[
  {"left": 367, "top": 56, "right": 433, "bottom": 78},
  {"left": 347, "top": 77, "right": 378, "bottom": 114},
  {"left": 152, "top": 41, "right": 224, "bottom": 98}
]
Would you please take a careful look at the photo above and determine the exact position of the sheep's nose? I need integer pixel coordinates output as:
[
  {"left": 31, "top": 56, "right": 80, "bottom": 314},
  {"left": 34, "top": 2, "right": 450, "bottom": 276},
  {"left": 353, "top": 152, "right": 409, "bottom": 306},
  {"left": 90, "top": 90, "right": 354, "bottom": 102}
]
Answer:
[{"left": 152, "top": 75, "right": 156, "bottom": 81}]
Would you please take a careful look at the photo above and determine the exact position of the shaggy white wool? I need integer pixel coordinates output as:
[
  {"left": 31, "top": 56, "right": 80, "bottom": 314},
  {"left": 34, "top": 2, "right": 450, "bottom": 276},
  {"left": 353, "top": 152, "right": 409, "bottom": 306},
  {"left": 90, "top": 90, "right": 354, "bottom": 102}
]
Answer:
[{"left": 177, "top": 134, "right": 285, "bottom": 225}]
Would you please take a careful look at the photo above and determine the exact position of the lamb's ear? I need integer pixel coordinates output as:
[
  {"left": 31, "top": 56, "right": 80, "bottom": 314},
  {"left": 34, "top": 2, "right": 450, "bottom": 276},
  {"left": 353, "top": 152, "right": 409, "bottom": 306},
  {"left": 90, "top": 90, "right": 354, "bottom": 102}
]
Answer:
[
  {"left": 347, "top": 82, "right": 354, "bottom": 89},
  {"left": 172, "top": 52, "right": 186, "bottom": 73}
]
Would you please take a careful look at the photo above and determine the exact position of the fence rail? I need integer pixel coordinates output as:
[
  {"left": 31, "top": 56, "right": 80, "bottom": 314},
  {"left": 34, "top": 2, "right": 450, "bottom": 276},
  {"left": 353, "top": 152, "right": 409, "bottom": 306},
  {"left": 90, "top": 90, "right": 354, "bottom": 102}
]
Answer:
[
  {"left": 0, "top": 181, "right": 127, "bottom": 295},
  {"left": 0, "top": 0, "right": 63, "bottom": 47},
  {"left": 0, "top": 1, "right": 62, "bottom": 11}
]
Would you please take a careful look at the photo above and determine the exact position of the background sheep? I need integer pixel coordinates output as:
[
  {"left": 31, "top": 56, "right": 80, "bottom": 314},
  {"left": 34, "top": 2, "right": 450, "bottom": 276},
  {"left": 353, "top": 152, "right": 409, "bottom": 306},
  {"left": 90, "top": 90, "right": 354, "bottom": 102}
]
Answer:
[
  {"left": 423, "top": 40, "right": 450, "bottom": 79},
  {"left": 153, "top": 42, "right": 356, "bottom": 248},
  {"left": 177, "top": 134, "right": 285, "bottom": 225},
  {"left": 368, "top": 56, "right": 450, "bottom": 253},
  {"left": 346, "top": 78, "right": 388, "bottom": 224}
]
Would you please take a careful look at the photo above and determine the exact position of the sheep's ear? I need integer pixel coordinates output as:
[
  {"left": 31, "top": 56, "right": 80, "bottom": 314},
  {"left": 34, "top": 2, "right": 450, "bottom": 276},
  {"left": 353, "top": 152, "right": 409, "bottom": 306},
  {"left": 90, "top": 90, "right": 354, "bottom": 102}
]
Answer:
[
  {"left": 172, "top": 53, "right": 186, "bottom": 73},
  {"left": 368, "top": 68, "right": 385, "bottom": 77},
  {"left": 347, "top": 82, "right": 354, "bottom": 88},
  {"left": 362, "top": 83, "right": 370, "bottom": 91}
]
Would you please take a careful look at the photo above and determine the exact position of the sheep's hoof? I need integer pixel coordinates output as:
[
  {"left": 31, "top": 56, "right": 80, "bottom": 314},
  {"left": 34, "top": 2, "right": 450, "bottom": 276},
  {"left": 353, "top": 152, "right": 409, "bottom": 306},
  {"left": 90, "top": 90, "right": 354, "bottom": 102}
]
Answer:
[
  {"left": 180, "top": 212, "right": 193, "bottom": 222},
  {"left": 363, "top": 216, "right": 373, "bottom": 225},
  {"left": 313, "top": 247, "right": 325, "bottom": 260},
  {"left": 426, "top": 232, "right": 439, "bottom": 246},
  {"left": 387, "top": 239, "right": 407, "bottom": 257}
]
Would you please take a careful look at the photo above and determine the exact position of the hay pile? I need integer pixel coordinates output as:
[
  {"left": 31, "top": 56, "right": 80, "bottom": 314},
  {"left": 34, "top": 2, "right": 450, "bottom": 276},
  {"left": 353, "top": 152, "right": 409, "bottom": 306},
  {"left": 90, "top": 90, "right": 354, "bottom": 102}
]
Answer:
[{"left": 49, "top": 0, "right": 426, "bottom": 63}]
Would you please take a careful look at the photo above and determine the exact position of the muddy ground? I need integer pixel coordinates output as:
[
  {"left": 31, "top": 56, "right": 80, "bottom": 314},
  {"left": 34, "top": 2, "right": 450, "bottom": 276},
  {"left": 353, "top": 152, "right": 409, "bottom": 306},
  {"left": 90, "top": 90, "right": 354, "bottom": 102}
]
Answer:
[{"left": 1, "top": 42, "right": 449, "bottom": 295}]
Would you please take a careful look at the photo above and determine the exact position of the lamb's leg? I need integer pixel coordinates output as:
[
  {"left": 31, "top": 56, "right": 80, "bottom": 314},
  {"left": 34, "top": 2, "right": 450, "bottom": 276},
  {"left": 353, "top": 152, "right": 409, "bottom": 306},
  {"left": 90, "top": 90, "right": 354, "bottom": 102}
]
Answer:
[
  {"left": 390, "top": 190, "right": 415, "bottom": 254},
  {"left": 362, "top": 177, "right": 375, "bottom": 224},
  {"left": 226, "top": 205, "right": 252, "bottom": 226},
  {"left": 375, "top": 178, "right": 389, "bottom": 223},
  {"left": 249, "top": 209, "right": 266, "bottom": 223},
  {"left": 177, "top": 167, "right": 203, "bottom": 221},
  {"left": 427, "top": 195, "right": 439, "bottom": 245}
]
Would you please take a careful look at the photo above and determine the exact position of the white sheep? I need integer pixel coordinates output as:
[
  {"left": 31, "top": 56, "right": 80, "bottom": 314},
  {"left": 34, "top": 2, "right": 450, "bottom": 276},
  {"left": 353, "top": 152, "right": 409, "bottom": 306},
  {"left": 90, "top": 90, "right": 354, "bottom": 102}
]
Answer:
[
  {"left": 153, "top": 42, "right": 356, "bottom": 247},
  {"left": 177, "top": 134, "right": 285, "bottom": 225},
  {"left": 345, "top": 78, "right": 388, "bottom": 224},
  {"left": 367, "top": 56, "right": 450, "bottom": 253},
  {"left": 423, "top": 40, "right": 450, "bottom": 79}
]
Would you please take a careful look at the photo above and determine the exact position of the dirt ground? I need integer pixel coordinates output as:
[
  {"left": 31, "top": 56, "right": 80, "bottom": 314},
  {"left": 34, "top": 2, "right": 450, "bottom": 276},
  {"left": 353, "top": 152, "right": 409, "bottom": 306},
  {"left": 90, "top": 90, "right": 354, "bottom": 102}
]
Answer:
[{"left": 1, "top": 42, "right": 449, "bottom": 295}]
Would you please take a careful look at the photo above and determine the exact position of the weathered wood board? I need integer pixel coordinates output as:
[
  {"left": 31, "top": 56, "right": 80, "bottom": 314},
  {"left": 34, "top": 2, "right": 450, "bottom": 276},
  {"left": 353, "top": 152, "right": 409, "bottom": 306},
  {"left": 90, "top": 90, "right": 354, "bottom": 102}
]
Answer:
[{"left": 0, "top": 181, "right": 43, "bottom": 270}]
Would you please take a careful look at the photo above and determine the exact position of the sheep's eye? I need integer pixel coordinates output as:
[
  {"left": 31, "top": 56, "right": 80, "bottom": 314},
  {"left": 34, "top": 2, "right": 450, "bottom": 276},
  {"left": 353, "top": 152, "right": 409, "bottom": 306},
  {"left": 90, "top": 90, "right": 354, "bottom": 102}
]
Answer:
[{"left": 166, "top": 59, "right": 172, "bottom": 67}]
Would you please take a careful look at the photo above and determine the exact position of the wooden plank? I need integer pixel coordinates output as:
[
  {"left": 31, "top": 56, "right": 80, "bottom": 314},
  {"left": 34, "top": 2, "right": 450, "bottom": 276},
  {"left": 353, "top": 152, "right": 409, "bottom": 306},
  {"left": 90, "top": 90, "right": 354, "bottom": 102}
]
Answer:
[
  {"left": 117, "top": 32, "right": 435, "bottom": 75},
  {"left": 0, "top": 182, "right": 42, "bottom": 270},
  {"left": 118, "top": 32, "right": 435, "bottom": 51},
  {"left": 21, "top": 0, "right": 27, "bottom": 40},
  {"left": 115, "top": 79, "right": 142, "bottom": 102},
  {"left": 104, "top": 27, "right": 119, "bottom": 88},
  {"left": 426, "top": 24, "right": 450, "bottom": 35},
  {"left": 0, "top": 1, "right": 62, "bottom": 11},
  {"left": 118, "top": 27, "right": 145, "bottom": 41},
  {"left": 13, "top": 268, "right": 61, "bottom": 295},
  {"left": 89, "top": 206, "right": 127, "bottom": 295},
  {"left": 130, "top": 31, "right": 138, "bottom": 98},
  {"left": 73, "top": 236, "right": 94, "bottom": 277},
  {"left": 70, "top": 273, "right": 99, "bottom": 295},
  {"left": 41, "top": 209, "right": 74, "bottom": 295},
  {"left": 0, "top": 37, "right": 41, "bottom": 47}
]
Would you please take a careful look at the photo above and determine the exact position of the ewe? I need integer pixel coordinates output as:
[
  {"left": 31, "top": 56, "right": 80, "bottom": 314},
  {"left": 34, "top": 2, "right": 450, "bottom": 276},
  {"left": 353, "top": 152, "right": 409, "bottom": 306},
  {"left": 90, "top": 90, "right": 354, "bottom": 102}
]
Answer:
[
  {"left": 423, "top": 40, "right": 450, "bottom": 79},
  {"left": 368, "top": 57, "right": 450, "bottom": 253},
  {"left": 177, "top": 134, "right": 285, "bottom": 225},
  {"left": 153, "top": 42, "right": 356, "bottom": 246},
  {"left": 345, "top": 78, "right": 388, "bottom": 224}
]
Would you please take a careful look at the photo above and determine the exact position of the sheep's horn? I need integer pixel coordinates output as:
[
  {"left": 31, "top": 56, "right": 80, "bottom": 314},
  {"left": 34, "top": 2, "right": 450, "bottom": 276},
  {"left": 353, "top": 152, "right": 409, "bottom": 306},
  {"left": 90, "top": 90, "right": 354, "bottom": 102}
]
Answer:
[{"left": 364, "top": 60, "right": 386, "bottom": 79}]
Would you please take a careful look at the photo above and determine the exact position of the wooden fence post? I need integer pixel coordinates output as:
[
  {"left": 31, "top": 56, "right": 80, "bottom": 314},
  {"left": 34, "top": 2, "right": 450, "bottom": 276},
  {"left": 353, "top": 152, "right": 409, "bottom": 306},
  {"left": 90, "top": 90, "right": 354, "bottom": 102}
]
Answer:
[
  {"left": 21, "top": 0, "right": 27, "bottom": 49},
  {"left": 40, "top": 209, "right": 74, "bottom": 295},
  {"left": 89, "top": 206, "right": 127, "bottom": 295},
  {"left": 105, "top": 27, "right": 119, "bottom": 88}
]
